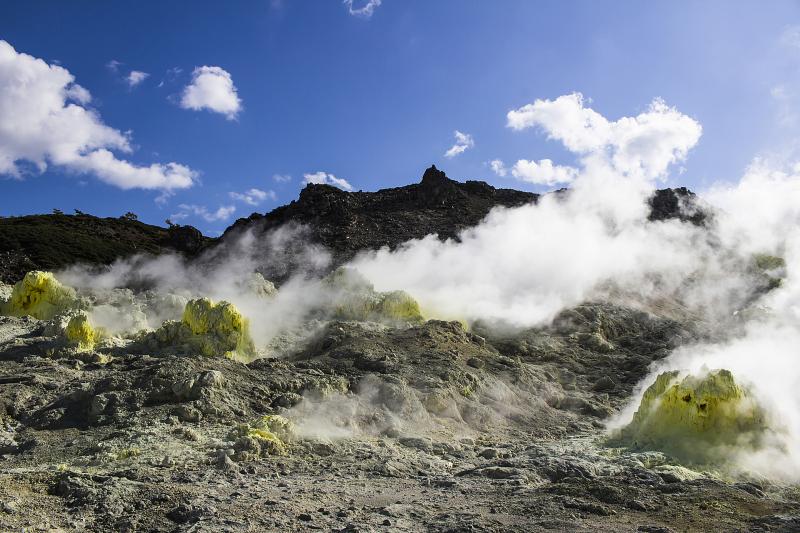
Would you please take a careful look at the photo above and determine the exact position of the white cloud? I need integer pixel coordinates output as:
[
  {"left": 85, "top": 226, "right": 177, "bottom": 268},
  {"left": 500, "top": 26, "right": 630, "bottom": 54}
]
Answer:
[
  {"left": 106, "top": 59, "right": 122, "bottom": 72},
  {"left": 0, "top": 40, "right": 196, "bottom": 191},
  {"left": 303, "top": 171, "right": 354, "bottom": 191},
  {"left": 510, "top": 159, "right": 578, "bottom": 186},
  {"left": 126, "top": 70, "right": 149, "bottom": 88},
  {"left": 506, "top": 92, "right": 701, "bottom": 180},
  {"left": 180, "top": 66, "right": 242, "bottom": 120},
  {"left": 272, "top": 173, "right": 292, "bottom": 183},
  {"left": 781, "top": 25, "right": 800, "bottom": 49},
  {"left": 444, "top": 130, "right": 474, "bottom": 158},
  {"left": 490, "top": 157, "right": 577, "bottom": 186},
  {"left": 344, "top": 0, "right": 382, "bottom": 18},
  {"left": 173, "top": 204, "right": 236, "bottom": 222},
  {"left": 489, "top": 159, "right": 508, "bottom": 177},
  {"left": 229, "top": 188, "right": 276, "bottom": 206}
]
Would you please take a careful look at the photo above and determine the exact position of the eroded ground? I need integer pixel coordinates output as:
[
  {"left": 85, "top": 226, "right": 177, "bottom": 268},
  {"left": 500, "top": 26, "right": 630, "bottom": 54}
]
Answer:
[{"left": 1, "top": 299, "right": 799, "bottom": 532}]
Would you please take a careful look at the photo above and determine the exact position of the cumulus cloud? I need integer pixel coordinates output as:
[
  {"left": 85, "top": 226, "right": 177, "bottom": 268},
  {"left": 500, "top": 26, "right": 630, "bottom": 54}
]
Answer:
[
  {"left": 344, "top": 0, "right": 382, "bottom": 18},
  {"left": 444, "top": 130, "right": 474, "bottom": 158},
  {"left": 506, "top": 92, "right": 701, "bottom": 180},
  {"left": 126, "top": 70, "right": 149, "bottom": 88},
  {"left": 352, "top": 94, "right": 705, "bottom": 325},
  {"left": 489, "top": 159, "right": 507, "bottom": 177},
  {"left": 272, "top": 173, "right": 292, "bottom": 183},
  {"left": 172, "top": 204, "right": 236, "bottom": 223},
  {"left": 490, "top": 158, "right": 578, "bottom": 186},
  {"left": 229, "top": 188, "right": 277, "bottom": 206},
  {"left": 106, "top": 59, "right": 123, "bottom": 72},
  {"left": 510, "top": 159, "right": 578, "bottom": 186},
  {"left": 303, "top": 171, "right": 354, "bottom": 191},
  {"left": 179, "top": 66, "right": 242, "bottom": 120},
  {"left": 0, "top": 40, "right": 196, "bottom": 191}
]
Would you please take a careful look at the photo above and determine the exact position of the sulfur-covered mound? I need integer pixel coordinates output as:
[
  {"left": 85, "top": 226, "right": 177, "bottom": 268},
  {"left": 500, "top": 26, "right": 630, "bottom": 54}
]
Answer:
[
  {"left": 138, "top": 297, "right": 256, "bottom": 361},
  {"left": 65, "top": 312, "right": 100, "bottom": 351},
  {"left": 230, "top": 415, "right": 296, "bottom": 459},
  {"left": 616, "top": 369, "right": 768, "bottom": 464},
  {"left": 238, "top": 272, "right": 277, "bottom": 299},
  {"left": 325, "top": 267, "right": 424, "bottom": 323},
  {"left": 0, "top": 271, "right": 80, "bottom": 320}
]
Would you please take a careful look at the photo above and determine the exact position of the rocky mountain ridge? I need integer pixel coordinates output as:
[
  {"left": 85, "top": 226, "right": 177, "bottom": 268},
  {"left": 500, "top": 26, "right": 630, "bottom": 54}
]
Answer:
[{"left": 0, "top": 166, "right": 705, "bottom": 284}]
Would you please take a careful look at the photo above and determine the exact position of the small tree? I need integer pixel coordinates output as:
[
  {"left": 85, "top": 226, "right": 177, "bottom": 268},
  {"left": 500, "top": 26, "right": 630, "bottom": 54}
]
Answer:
[
  {"left": 52, "top": 208, "right": 64, "bottom": 215},
  {"left": 122, "top": 211, "right": 138, "bottom": 221},
  {"left": 165, "top": 218, "right": 177, "bottom": 228},
  {"left": 74, "top": 209, "right": 86, "bottom": 216}
]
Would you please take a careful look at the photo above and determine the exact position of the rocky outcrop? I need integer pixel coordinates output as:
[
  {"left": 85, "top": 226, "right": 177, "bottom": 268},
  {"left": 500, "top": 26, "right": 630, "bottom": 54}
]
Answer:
[
  {"left": 648, "top": 187, "right": 708, "bottom": 225},
  {"left": 0, "top": 167, "right": 709, "bottom": 285},
  {"left": 221, "top": 166, "right": 539, "bottom": 268},
  {"left": 0, "top": 213, "right": 211, "bottom": 283},
  {"left": 222, "top": 167, "right": 710, "bottom": 279}
]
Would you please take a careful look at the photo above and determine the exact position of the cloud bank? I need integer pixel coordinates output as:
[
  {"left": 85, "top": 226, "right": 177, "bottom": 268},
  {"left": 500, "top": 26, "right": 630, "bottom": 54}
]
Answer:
[
  {"left": 0, "top": 40, "right": 196, "bottom": 191},
  {"left": 506, "top": 93, "right": 702, "bottom": 181}
]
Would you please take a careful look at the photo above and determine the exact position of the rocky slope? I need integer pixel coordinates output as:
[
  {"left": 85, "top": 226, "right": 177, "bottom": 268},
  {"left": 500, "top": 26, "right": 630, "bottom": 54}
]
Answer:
[
  {"left": 1, "top": 168, "right": 788, "bottom": 533},
  {"left": 0, "top": 213, "right": 209, "bottom": 284},
  {"left": 222, "top": 166, "right": 705, "bottom": 274},
  {"left": 0, "top": 166, "right": 703, "bottom": 285}
]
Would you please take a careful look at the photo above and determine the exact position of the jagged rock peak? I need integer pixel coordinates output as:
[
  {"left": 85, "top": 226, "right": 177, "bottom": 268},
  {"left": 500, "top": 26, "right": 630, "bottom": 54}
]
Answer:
[{"left": 420, "top": 164, "right": 450, "bottom": 185}]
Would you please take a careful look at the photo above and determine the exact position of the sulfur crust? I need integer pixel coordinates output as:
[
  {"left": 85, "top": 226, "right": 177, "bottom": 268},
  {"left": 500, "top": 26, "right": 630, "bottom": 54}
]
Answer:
[
  {"left": 326, "top": 267, "right": 424, "bottom": 323},
  {"left": 233, "top": 415, "right": 295, "bottom": 456},
  {"left": 143, "top": 297, "right": 256, "bottom": 361},
  {"left": 65, "top": 312, "right": 99, "bottom": 351},
  {"left": 0, "top": 271, "right": 79, "bottom": 320},
  {"left": 618, "top": 369, "right": 768, "bottom": 463}
]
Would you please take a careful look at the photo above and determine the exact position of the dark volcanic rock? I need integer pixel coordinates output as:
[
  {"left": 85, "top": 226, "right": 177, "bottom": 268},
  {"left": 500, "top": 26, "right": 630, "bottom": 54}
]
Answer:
[
  {"left": 220, "top": 165, "right": 539, "bottom": 269},
  {"left": 0, "top": 213, "right": 211, "bottom": 283},
  {"left": 0, "top": 167, "right": 709, "bottom": 285},
  {"left": 220, "top": 166, "right": 710, "bottom": 280},
  {"left": 648, "top": 187, "right": 707, "bottom": 225}
]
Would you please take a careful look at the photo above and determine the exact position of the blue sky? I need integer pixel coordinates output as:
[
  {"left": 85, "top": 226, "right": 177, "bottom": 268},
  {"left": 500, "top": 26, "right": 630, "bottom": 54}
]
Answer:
[{"left": 1, "top": 1, "right": 799, "bottom": 234}]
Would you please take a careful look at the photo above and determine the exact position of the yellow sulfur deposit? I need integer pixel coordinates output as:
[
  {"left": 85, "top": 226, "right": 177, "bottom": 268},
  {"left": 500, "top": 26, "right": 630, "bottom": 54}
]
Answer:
[
  {"left": 378, "top": 290, "right": 424, "bottom": 322},
  {"left": 65, "top": 312, "right": 99, "bottom": 351},
  {"left": 617, "top": 369, "right": 768, "bottom": 463},
  {"left": 182, "top": 298, "right": 256, "bottom": 359},
  {"left": 0, "top": 271, "right": 79, "bottom": 320},
  {"left": 142, "top": 297, "right": 256, "bottom": 360},
  {"left": 325, "top": 267, "right": 424, "bottom": 323},
  {"left": 232, "top": 414, "right": 295, "bottom": 457}
]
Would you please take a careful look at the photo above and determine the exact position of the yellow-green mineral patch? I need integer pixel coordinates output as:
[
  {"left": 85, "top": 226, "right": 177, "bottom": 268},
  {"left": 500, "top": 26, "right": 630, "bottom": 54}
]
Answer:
[
  {"left": 615, "top": 369, "right": 768, "bottom": 464},
  {"left": 0, "top": 271, "right": 79, "bottom": 320},
  {"left": 182, "top": 298, "right": 256, "bottom": 359},
  {"left": 750, "top": 254, "right": 786, "bottom": 291},
  {"left": 143, "top": 297, "right": 256, "bottom": 361},
  {"left": 325, "top": 267, "right": 424, "bottom": 323},
  {"left": 232, "top": 414, "right": 295, "bottom": 456},
  {"left": 65, "top": 312, "right": 100, "bottom": 351}
]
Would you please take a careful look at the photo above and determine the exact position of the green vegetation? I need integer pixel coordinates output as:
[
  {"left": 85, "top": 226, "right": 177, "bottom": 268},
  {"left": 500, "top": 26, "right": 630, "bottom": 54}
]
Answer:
[{"left": 0, "top": 213, "right": 212, "bottom": 283}]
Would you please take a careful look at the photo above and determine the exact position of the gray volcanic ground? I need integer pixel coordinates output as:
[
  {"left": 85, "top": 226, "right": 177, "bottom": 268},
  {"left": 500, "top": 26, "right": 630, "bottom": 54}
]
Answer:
[{"left": 2, "top": 167, "right": 800, "bottom": 532}]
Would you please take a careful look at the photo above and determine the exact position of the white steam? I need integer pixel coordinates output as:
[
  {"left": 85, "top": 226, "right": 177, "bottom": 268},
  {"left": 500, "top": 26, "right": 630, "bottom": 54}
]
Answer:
[
  {"left": 352, "top": 94, "right": 712, "bottom": 325},
  {"left": 42, "top": 92, "right": 800, "bottom": 479}
]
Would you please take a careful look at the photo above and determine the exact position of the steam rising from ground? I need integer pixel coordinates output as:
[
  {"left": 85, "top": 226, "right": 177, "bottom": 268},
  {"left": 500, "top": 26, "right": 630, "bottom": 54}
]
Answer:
[
  {"left": 40, "top": 94, "right": 800, "bottom": 479},
  {"left": 352, "top": 95, "right": 730, "bottom": 326}
]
